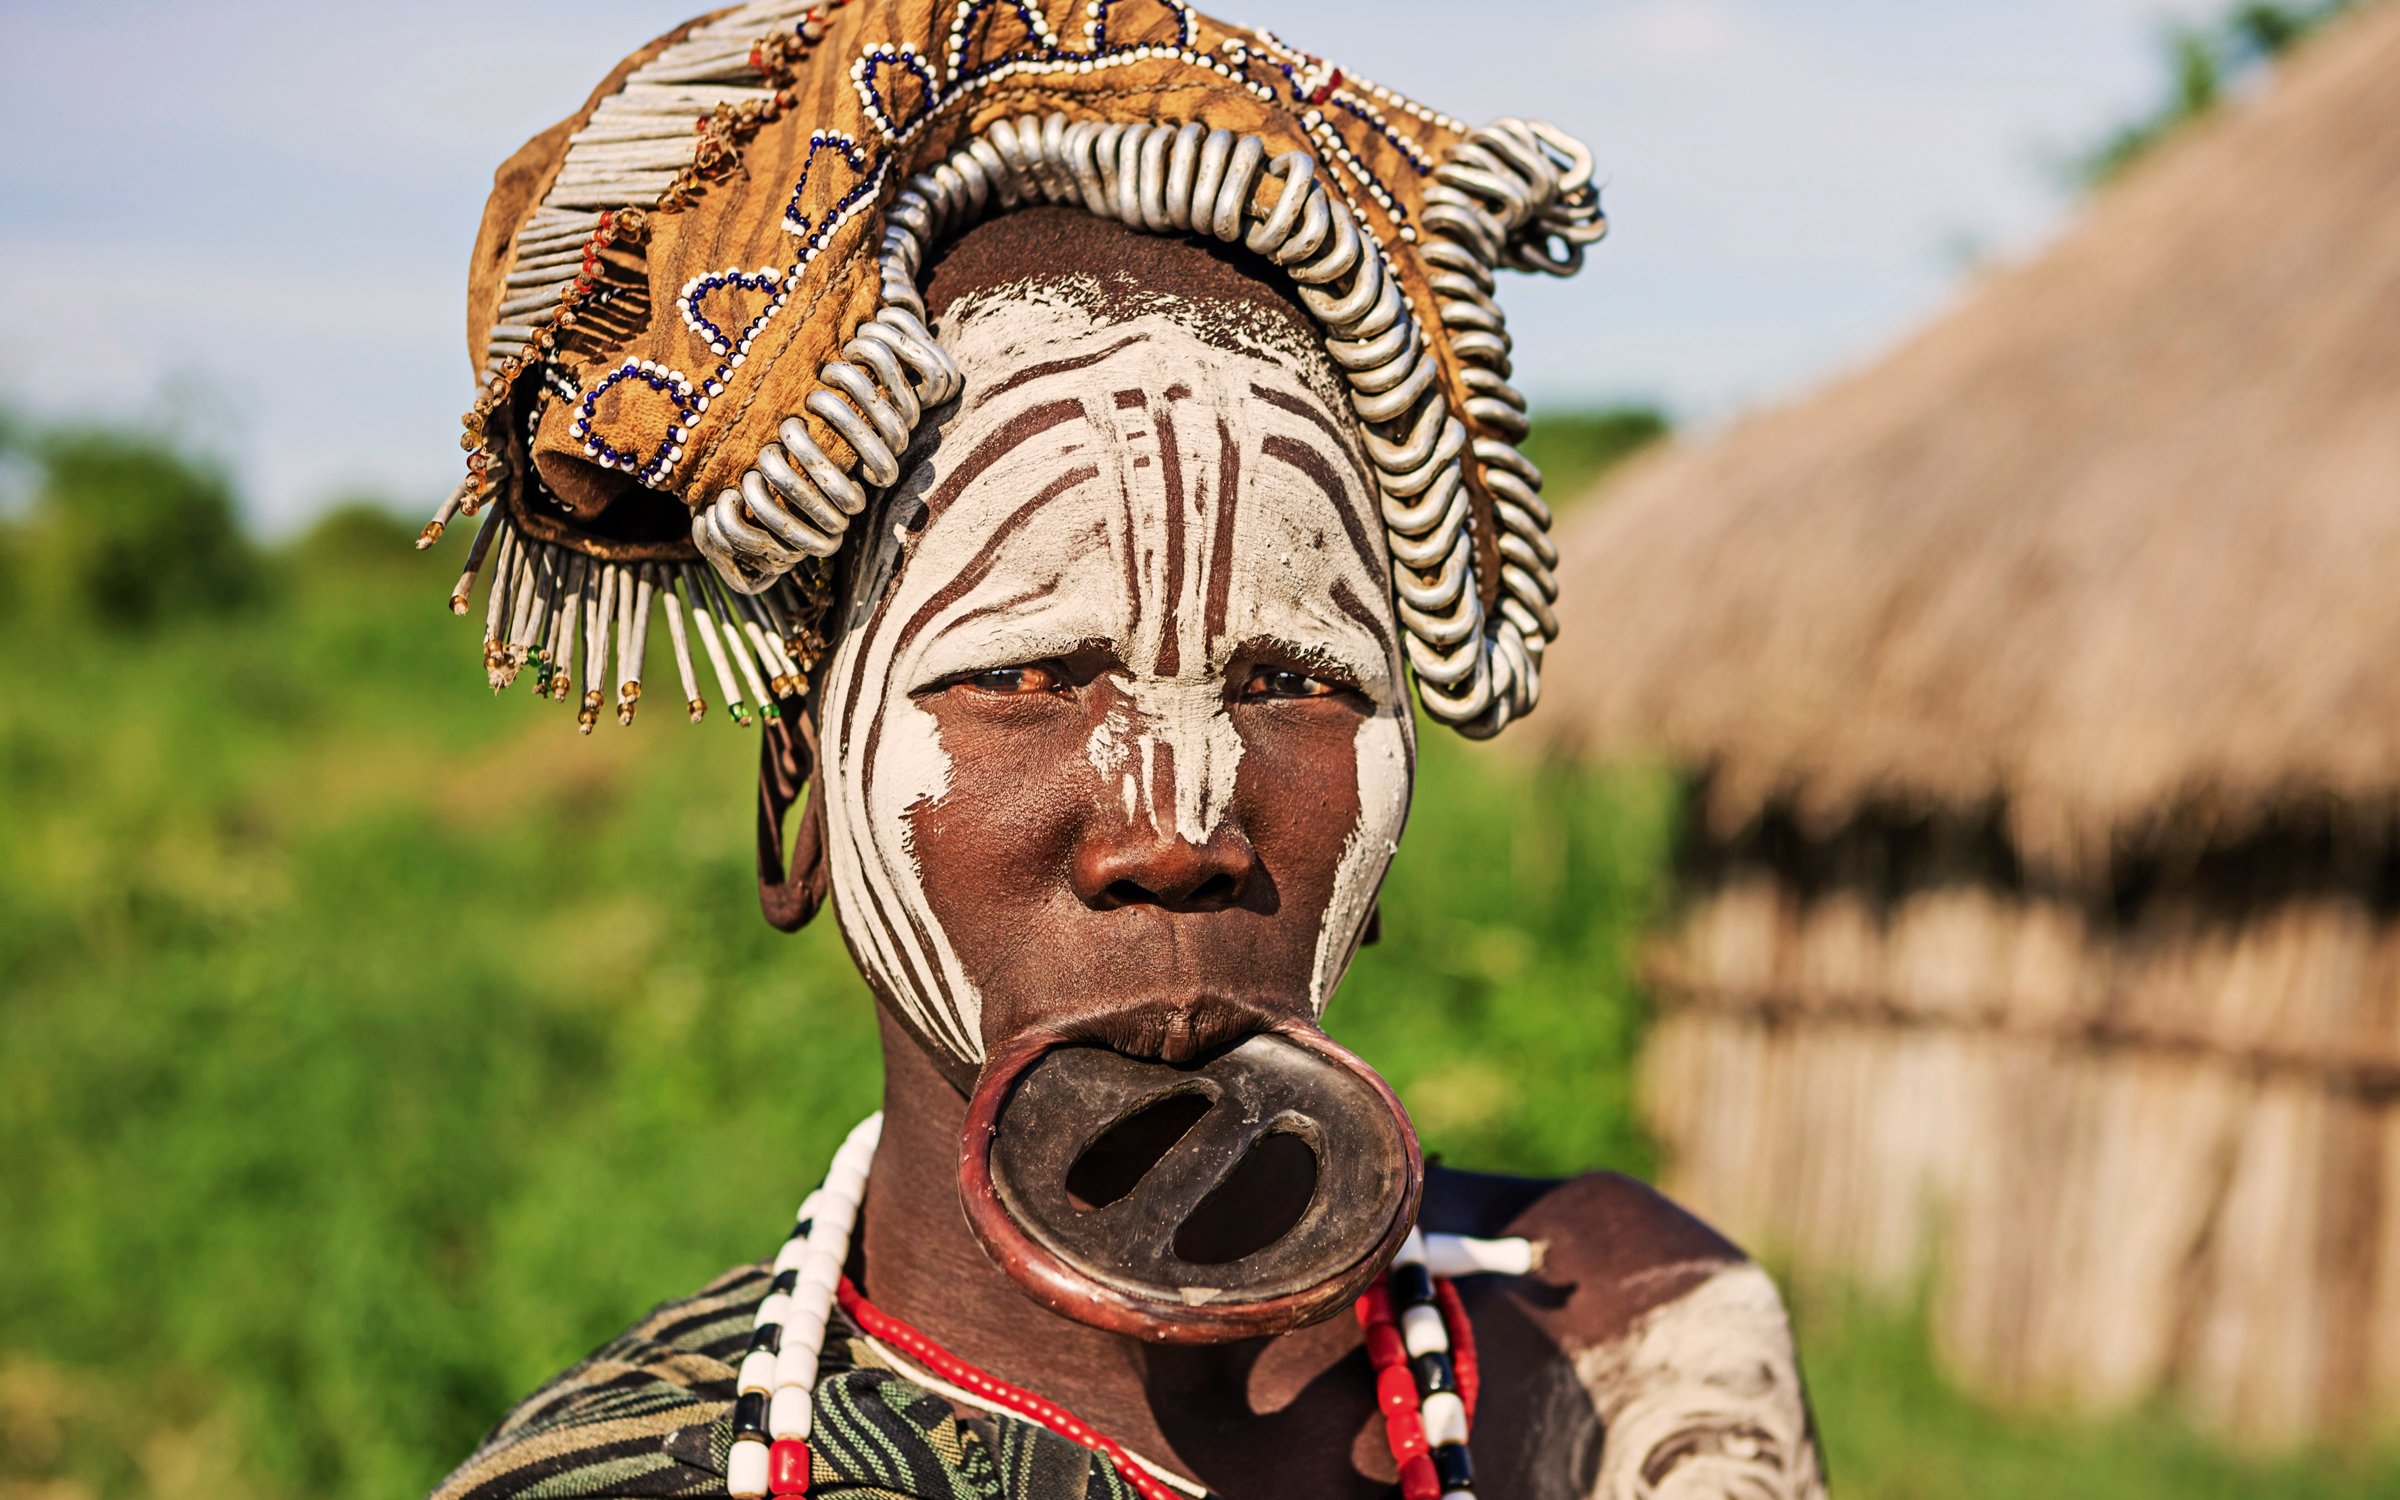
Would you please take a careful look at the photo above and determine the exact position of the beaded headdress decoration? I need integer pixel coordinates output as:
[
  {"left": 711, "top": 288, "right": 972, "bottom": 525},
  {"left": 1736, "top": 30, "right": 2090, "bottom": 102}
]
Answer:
[{"left": 425, "top": 0, "right": 1601, "bottom": 740}]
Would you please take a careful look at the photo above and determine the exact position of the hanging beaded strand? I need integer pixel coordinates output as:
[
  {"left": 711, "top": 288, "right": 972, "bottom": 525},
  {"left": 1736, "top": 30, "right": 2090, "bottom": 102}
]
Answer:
[
  {"left": 728, "top": 1111, "right": 884, "bottom": 1500},
  {"left": 729, "top": 1114, "right": 1533, "bottom": 1500},
  {"left": 1356, "top": 1227, "right": 1533, "bottom": 1500}
]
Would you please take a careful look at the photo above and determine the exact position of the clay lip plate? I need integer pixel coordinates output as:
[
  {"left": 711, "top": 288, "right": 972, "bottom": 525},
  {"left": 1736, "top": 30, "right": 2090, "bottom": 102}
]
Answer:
[{"left": 960, "top": 1027, "right": 1423, "bottom": 1342}]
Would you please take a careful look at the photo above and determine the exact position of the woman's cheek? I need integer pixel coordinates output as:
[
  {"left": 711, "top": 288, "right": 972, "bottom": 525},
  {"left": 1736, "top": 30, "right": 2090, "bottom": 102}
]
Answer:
[
  {"left": 908, "top": 697, "right": 1104, "bottom": 915},
  {"left": 1230, "top": 706, "right": 1369, "bottom": 906}
]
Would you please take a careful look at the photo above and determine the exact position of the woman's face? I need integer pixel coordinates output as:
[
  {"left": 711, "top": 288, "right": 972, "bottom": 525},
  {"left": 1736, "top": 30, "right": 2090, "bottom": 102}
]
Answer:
[{"left": 818, "top": 279, "right": 1414, "bottom": 1084}]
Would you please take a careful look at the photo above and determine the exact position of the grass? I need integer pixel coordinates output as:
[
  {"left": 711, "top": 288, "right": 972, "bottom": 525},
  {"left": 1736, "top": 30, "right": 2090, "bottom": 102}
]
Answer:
[
  {"left": 2, "top": 431, "right": 2395, "bottom": 1500},
  {"left": 1792, "top": 1286, "right": 2400, "bottom": 1499}
]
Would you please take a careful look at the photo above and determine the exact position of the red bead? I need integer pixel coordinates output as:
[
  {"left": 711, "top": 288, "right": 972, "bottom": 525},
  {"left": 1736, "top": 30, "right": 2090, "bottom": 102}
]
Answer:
[
  {"left": 1365, "top": 1323, "right": 1406, "bottom": 1369},
  {"left": 1376, "top": 1363, "right": 1420, "bottom": 1418},
  {"left": 1386, "top": 1406, "right": 1430, "bottom": 1463},
  {"left": 1356, "top": 1283, "right": 1396, "bottom": 1328},
  {"left": 769, "top": 1438, "right": 810, "bottom": 1495},
  {"left": 1398, "top": 1453, "right": 1440, "bottom": 1500}
]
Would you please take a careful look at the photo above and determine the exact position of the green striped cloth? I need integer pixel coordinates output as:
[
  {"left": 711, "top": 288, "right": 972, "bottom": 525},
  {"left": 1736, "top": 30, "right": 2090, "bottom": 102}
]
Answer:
[{"left": 431, "top": 1264, "right": 1141, "bottom": 1500}]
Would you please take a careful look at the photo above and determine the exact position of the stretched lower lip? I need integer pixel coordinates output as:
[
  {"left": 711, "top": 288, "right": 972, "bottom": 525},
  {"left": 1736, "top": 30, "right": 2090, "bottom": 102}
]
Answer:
[{"left": 956, "top": 1023, "right": 1423, "bottom": 1343}]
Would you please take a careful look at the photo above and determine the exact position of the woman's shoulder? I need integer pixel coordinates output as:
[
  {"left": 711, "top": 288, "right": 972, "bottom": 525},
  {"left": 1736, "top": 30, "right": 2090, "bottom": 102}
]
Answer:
[
  {"left": 1423, "top": 1164, "right": 1828, "bottom": 1500},
  {"left": 428, "top": 1262, "right": 772, "bottom": 1500},
  {"left": 428, "top": 1261, "right": 1131, "bottom": 1500}
]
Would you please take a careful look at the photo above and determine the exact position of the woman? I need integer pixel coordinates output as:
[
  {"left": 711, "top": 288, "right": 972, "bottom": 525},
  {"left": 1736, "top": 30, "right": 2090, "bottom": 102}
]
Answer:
[{"left": 424, "top": 3, "right": 1823, "bottom": 1497}]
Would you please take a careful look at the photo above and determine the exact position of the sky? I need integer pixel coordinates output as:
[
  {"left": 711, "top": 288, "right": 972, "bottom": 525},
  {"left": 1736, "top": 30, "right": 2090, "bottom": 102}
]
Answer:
[{"left": 0, "top": 0, "right": 2216, "bottom": 531}]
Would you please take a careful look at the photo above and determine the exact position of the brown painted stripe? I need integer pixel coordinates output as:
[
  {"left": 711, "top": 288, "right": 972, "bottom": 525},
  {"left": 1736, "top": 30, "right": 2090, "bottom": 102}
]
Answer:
[
  {"left": 1154, "top": 401, "right": 1186, "bottom": 676},
  {"left": 1261, "top": 432, "right": 1387, "bottom": 590},
  {"left": 969, "top": 333, "right": 1150, "bottom": 410},
  {"left": 1248, "top": 381, "right": 1378, "bottom": 504},
  {"left": 1204, "top": 414, "right": 1243, "bottom": 644},
  {"left": 922, "top": 397, "right": 1088, "bottom": 524}
]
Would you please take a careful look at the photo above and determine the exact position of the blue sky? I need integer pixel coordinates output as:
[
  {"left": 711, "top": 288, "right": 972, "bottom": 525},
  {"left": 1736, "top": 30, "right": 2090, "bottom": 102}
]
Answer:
[{"left": 0, "top": 0, "right": 2212, "bottom": 529}]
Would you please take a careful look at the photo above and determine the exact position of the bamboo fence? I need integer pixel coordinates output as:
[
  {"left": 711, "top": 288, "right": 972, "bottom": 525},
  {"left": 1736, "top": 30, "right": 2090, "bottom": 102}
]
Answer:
[{"left": 1642, "top": 831, "right": 2400, "bottom": 1444}]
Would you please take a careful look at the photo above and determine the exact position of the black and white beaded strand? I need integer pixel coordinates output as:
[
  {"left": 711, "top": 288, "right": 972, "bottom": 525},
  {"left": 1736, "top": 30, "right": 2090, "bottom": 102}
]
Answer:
[
  {"left": 726, "top": 1109, "right": 1538, "bottom": 1500},
  {"left": 728, "top": 1111, "right": 883, "bottom": 1500}
]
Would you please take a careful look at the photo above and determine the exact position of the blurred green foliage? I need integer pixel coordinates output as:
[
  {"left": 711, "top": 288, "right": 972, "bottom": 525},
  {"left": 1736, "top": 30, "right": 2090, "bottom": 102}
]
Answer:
[
  {"left": 2081, "top": 1, "right": 2363, "bottom": 185},
  {"left": 1517, "top": 405, "right": 1669, "bottom": 510},
  {"left": 1796, "top": 1287, "right": 2400, "bottom": 1500},
  {"left": 2, "top": 422, "right": 259, "bottom": 630},
  {"left": 1, "top": 417, "right": 2392, "bottom": 1500}
]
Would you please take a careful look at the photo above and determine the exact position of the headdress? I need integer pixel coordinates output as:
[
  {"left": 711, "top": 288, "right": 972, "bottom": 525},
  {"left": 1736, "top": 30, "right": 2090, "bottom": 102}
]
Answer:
[{"left": 425, "top": 0, "right": 1603, "bottom": 740}]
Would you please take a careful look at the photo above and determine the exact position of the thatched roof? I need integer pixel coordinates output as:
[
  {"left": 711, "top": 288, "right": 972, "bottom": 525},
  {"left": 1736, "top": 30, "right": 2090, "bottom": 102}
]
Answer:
[{"left": 1537, "top": 3, "right": 2400, "bottom": 879}]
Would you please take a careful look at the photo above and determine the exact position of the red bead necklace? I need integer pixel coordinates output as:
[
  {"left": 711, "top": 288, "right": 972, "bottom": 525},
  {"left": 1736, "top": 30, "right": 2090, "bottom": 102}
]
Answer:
[{"left": 836, "top": 1262, "right": 1482, "bottom": 1500}]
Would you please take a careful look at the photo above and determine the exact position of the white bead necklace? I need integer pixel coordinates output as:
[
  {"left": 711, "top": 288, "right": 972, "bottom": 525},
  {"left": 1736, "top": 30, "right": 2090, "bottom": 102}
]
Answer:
[{"left": 725, "top": 1112, "right": 1532, "bottom": 1500}]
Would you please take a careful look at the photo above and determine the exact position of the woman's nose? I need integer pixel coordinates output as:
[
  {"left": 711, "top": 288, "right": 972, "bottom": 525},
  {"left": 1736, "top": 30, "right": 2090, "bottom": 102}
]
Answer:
[{"left": 1072, "top": 820, "right": 1258, "bottom": 911}]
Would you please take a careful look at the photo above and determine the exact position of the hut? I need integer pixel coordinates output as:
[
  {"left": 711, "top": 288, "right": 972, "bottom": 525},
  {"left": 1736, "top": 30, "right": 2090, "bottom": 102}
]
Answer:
[{"left": 1536, "top": 2, "right": 2400, "bottom": 1445}]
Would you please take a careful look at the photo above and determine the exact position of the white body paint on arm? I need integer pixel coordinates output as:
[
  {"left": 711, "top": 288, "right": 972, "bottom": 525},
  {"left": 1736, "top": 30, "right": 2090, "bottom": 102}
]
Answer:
[{"left": 1574, "top": 1264, "right": 1827, "bottom": 1500}]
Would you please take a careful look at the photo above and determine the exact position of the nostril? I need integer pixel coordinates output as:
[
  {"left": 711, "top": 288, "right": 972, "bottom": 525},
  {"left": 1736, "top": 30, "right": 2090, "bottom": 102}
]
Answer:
[
  {"left": 1103, "top": 879, "right": 1157, "bottom": 908},
  {"left": 1099, "top": 871, "right": 1242, "bottom": 910}
]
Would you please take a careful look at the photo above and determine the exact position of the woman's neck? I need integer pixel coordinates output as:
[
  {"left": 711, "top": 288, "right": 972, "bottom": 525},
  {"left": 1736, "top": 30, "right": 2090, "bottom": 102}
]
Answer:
[{"left": 855, "top": 1012, "right": 1372, "bottom": 1492}]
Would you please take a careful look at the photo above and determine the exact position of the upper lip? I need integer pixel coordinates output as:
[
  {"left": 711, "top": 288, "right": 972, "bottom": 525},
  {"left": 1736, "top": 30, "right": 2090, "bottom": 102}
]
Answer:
[{"left": 1009, "top": 994, "right": 1301, "bottom": 1067}]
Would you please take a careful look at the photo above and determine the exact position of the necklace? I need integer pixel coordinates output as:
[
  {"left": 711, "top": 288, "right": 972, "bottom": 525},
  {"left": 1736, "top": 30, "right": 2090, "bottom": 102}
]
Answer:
[{"left": 726, "top": 1113, "right": 1525, "bottom": 1500}]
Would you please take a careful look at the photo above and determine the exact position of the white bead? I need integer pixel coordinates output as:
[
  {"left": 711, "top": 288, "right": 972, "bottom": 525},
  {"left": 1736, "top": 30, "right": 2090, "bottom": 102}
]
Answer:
[
  {"left": 789, "top": 1276, "right": 836, "bottom": 1334},
  {"left": 728, "top": 1439, "right": 771, "bottom": 1499},
  {"left": 773, "top": 1235, "right": 811, "bottom": 1273},
  {"left": 1421, "top": 1391, "right": 1468, "bottom": 1447},
  {"left": 827, "top": 1158, "right": 871, "bottom": 1201},
  {"left": 769, "top": 1385, "right": 813, "bottom": 1440},
  {"left": 737, "top": 1348, "right": 779, "bottom": 1394},
  {"left": 754, "top": 1292, "right": 793, "bottom": 1328},
  {"left": 1401, "top": 1303, "right": 1449, "bottom": 1357},
  {"left": 778, "top": 1316, "right": 825, "bottom": 1360},
  {"left": 773, "top": 1343, "right": 820, "bottom": 1392},
  {"left": 807, "top": 1204, "right": 857, "bottom": 1250},
  {"left": 1391, "top": 1228, "right": 1427, "bottom": 1268},
  {"left": 1423, "top": 1233, "right": 1538, "bottom": 1279}
]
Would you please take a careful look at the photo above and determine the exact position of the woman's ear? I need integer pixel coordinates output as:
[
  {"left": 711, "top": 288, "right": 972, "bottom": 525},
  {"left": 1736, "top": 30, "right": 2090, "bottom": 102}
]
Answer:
[{"left": 758, "top": 703, "right": 831, "bottom": 932}]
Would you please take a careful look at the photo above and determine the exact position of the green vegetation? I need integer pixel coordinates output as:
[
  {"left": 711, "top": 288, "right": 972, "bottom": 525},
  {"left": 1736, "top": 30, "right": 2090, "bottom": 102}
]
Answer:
[
  {"left": 1796, "top": 1288, "right": 2400, "bottom": 1500},
  {"left": 2, "top": 417, "right": 2393, "bottom": 1500},
  {"left": 0, "top": 420, "right": 260, "bottom": 630},
  {"left": 2081, "top": 1, "right": 2363, "bottom": 185},
  {"left": 1516, "top": 404, "right": 1669, "bottom": 510}
]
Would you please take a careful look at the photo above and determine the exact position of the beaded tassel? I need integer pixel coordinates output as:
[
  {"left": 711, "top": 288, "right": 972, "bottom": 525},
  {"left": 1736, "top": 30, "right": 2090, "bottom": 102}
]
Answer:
[
  {"left": 419, "top": 476, "right": 474, "bottom": 548},
  {"left": 581, "top": 564, "right": 616, "bottom": 732},
  {"left": 450, "top": 506, "right": 504, "bottom": 616},
  {"left": 658, "top": 570, "right": 708, "bottom": 721},
  {"left": 551, "top": 555, "right": 587, "bottom": 702},
  {"left": 679, "top": 566, "right": 751, "bottom": 725},
  {"left": 702, "top": 569, "right": 779, "bottom": 720}
]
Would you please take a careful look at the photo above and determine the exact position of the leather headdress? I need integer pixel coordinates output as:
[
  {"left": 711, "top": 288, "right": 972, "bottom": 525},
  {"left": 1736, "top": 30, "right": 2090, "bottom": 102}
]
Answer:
[{"left": 428, "top": 0, "right": 1602, "bottom": 739}]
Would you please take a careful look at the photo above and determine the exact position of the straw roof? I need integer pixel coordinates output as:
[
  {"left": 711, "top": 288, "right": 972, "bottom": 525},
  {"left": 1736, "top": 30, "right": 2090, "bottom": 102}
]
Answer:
[{"left": 1537, "top": 3, "right": 2400, "bottom": 880}]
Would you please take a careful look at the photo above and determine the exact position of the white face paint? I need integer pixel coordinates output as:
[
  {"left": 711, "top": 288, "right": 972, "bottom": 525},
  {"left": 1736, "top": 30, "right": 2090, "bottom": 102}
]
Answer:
[{"left": 817, "top": 278, "right": 1414, "bottom": 1068}]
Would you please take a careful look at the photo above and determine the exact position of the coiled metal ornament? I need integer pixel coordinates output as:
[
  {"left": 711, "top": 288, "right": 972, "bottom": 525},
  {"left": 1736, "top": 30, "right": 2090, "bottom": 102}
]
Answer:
[{"left": 694, "top": 113, "right": 1602, "bottom": 738}]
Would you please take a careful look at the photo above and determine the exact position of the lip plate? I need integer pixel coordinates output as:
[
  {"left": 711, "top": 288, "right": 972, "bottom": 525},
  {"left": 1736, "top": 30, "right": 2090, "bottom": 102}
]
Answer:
[{"left": 959, "top": 1025, "right": 1424, "bottom": 1343}]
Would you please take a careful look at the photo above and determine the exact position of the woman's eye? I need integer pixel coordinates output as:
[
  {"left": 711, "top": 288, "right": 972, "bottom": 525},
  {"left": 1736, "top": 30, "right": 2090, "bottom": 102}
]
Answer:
[
  {"left": 1244, "top": 668, "right": 1338, "bottom": 699},
  {"left": 962, "top": 664, "right": 1058, "bottom": 694}
]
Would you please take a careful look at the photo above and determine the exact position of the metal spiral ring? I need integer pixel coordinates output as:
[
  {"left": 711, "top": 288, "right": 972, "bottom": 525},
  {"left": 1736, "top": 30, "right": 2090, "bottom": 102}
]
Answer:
[{"left": 698, "top": 109, "right": 1593, "bottom": 734}]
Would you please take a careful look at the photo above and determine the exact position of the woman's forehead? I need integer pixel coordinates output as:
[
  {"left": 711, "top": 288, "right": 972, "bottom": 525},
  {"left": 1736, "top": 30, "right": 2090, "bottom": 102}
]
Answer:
[{"left": 889, "top": 308, "right": 1397, "bottom": 681}]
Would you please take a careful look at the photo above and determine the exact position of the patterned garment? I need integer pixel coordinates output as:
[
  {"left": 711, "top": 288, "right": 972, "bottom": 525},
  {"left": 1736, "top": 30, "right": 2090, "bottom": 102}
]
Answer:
[{"left": 430, "top": 1264, "right": 1139, "bottom": 1500}]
